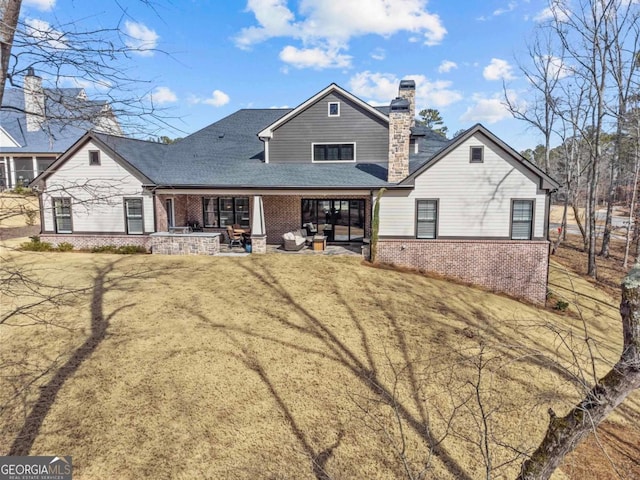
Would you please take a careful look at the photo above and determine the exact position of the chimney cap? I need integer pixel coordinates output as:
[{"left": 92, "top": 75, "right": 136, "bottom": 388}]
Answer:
[
  {"left": 27, "top": 67, "right": 36, "bottom": 77},
  {"left": 399, "top": 79, "right": 415, "bottom": 90},
  {"left": 390, "top": 97, "right": 410, "bottom": 112}
]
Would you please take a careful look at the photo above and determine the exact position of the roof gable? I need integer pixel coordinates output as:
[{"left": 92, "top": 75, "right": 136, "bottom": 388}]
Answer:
[
  {"left": 401, "top": 124, "right": 559, "bottom": 190},
  {"left": 33, "top": 131, "right": 155, "bottom": 186},
  {"left": 258, "top": 83, "right": 389, "bottom": 139}
]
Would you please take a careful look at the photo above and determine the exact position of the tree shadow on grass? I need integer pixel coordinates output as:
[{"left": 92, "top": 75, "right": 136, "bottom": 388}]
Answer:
[
  {"left": 8, "top": 258, "right": 151, "bottom": 456},
  {"left": 194, "top": 260, "right": 475, "bottom": 480}
]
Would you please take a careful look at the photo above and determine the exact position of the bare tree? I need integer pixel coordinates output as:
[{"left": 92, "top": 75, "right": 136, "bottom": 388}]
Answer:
[
  {"left": 1, "top": 1, "right": 174, "bottom": 136},
  {"left": 517, "top": 262, "right": 640, "bottom": 479},
  {"left": 505, "top": 29, "right": 563, "bottom": 174}
]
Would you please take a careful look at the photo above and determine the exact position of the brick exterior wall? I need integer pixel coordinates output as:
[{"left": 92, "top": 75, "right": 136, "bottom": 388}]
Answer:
[
  {"left": 40, "top": 234, "right": 150, "bottom": 250},
  {"left": 376, "top": 239, "right": 550, "bottom": 304},
  {"left": 150, "top": 233, "right": 220, "bottom": 255}
]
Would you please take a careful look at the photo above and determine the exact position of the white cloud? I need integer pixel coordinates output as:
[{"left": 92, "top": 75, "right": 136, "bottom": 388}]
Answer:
[
  {"left": 371, "top": 48, "right": 386, "bottom": 61},
  {"left": 25, "top": 19, "right": 68, "bottom": 49},
  {"left": 483, "top": 58, "right": 515, "bottom": 81},
  {"left": 203, "top": 90, "right": 230, "bottom": 107},
  {"left": 534, "top": 3, "right": 570, "bottom": 22},
  {"left": 348, "top": 71, "right": 462, "bottom": 109},
  {"left": 279, "top": 45, "right": 352, "bottom": 69},
  {"left": 124, "top": 21, "right": 159, "bottom": 56},
  {"left": 537, "top": 55, "right": 572, "bottom": 80},
  {"left": 150, "top": 87, "right": 177, "bottom": 104},
  {"left": 236, "top": 0, "right": 446, "bottom": 69},
  {"left": 438, "top": 60, "right": 457, "bottom": 73},
  {"left": 460, "top": 93, "right": 512, "bottom": 124},
  {"left": 23, "top": 0, "right": 55, "bottom": 11},
  {"left": 493, "top": 1, "right": 517, "bottom": 16}
]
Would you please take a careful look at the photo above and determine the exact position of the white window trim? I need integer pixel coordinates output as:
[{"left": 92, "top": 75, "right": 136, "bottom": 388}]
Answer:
[
  {"left": 328, "top": 102, "right": 340, "bottom": 117},
  {"left": 311, "top": 142, "right": 356, "bottom": 163}
]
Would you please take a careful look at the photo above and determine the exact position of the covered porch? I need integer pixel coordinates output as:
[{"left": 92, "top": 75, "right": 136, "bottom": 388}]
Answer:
[{"left": 152, "top": 190, "right": 372, "bottom": 254}]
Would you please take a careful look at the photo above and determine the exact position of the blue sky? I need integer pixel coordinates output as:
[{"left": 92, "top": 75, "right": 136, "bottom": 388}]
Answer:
[{"left": 18, "top": 0, "right": 557, "bottom": 151}]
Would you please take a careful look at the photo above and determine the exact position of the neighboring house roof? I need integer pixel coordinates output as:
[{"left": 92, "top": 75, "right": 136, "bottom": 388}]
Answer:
[{"left": 0, "top": 87, "right": 118, "bottom": 154}]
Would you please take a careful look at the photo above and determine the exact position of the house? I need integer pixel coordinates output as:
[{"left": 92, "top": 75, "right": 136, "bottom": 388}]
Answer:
[
  {"left": 33, "top": 80, "right": 558, "bottom": 304},
  {"left": 0, "top": 68, "right": 121, "bottom": 189}
]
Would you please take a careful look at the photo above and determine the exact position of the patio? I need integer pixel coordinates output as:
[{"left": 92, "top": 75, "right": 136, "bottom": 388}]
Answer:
[{"left": 219, "top": 243, "right": 363, "bottom": 257}]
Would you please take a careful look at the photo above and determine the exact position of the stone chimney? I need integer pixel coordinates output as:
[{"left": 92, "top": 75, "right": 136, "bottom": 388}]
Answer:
[
  {"left": 398, "top": 79, "right": 416, "bottom": 127},
  {"left": 387, "top": 88, "right": 413, "bottom": 183},
  {"left": 24, "top": 67, "right": 45, "bottom": 132}
]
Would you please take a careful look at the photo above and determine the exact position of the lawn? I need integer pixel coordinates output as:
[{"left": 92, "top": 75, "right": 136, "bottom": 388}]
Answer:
[{"left": 1, "top": 243, "right": 638, "bottom": 479}]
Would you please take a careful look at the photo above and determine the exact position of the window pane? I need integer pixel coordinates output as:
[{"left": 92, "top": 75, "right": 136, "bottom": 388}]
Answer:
[
  {"left": 341, "top": 144, "right": 354, "bottom": 160},
  {"left": 314, "top": 145, "right": 326, "bottom": 161},
  {"left": 126, "top": 199, "right": 142, "bottom": 217},
  {"left": 125, "top": 199, "right": 143, "bottom": 234},
  {"left": 416, "top": 200, "right": 437, "bottom": 239},
  {"left": 512, "top": 200, "right": 533, "bottom": 240},
  {"left": 203, "top": 198, "right": 218, "bottom": 227},
  {"left": 127, "top": 218, "right": 144, "bottom": 234},
  {"left": 54, "top": 198, "right": 72, "bottom": 233},
  {"left": 327, "top": 145, "right": 340, "bottom": 160}
]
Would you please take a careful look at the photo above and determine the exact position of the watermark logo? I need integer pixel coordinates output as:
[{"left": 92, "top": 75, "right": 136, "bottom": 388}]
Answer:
[{"left": 0, "top": 456, "right": 72, "bottom": 480}]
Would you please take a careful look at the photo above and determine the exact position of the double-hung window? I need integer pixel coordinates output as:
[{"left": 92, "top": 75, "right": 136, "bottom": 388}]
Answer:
[
  {"left": 53, "top": 197, "right": 72, "bottom": 233},
  {"left": 416, "top": 200, "right": 438, "bottom": 239},
  {"left": 511, "top": 200, "right": 534, "bottom": 240},
  {"left": 125, "top": 198, "right": 144, "bottom": 234}
]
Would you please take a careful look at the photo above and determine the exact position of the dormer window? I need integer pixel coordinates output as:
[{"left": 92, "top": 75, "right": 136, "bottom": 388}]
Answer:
[
  {"left": 470, "top": 146, "right": 484, "bottom": 163},
  {"left": 328, "top": 102, "right": 340, "bottom": 117}
]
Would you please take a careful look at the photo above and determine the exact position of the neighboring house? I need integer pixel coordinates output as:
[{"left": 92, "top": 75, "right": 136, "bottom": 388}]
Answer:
[
  {"left": 33, "top": 80, "right": 558, "bottom": 304},
  {"left": 0, "top": 68, "right": 121, "bottom": 189}
]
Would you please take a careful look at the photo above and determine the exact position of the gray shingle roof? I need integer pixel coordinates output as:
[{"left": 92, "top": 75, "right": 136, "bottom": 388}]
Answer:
[
  {"left": 92, "top": 108, "right": 447, "bottom": 188},
  {"left": 85, "top": 108, "right": 454, "bottom": 189},
  {"left": 1, "top": 87, "right": 110, "bottom": 154}
]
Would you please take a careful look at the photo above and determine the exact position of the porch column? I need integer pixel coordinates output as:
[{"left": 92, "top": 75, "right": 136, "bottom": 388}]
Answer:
[{"left": 251, "top": 195, "right": 267, "bottom": 254}]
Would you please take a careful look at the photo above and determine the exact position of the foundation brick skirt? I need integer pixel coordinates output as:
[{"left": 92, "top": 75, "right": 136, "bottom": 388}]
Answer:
[
  {"left": 376, "top": 239, "right": 550, "bottom": 305},
  {"left": 150, "top": 232, "right": 220, "bottom": 255},
  {"left": 40, "top": 234, "right": 150, "bottom": 250}
]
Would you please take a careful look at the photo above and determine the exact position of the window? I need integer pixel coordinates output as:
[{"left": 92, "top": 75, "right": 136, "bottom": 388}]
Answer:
[
  {"left": 89, "top": 150, "right": 101, "bottom": 166},
  {"left": 511, "top": 200, "right": 534, "bottom": 240},
  {"left": 416, "top": 200, "right": 437, "bottom": 239},
  {"left": 470, "top": 146, "right": 484, "bottom": 163},
  {"left": 53, "top": 197, "right": 72, "bottom": 233},
  {"left": 125, "top": 198, "right": 144, "bottom": 234},
  {"left": 328, "top": 102, "right": 340, "bottom": 117},
  {"left": 313, "top": 143, "right": 355, "bottom": 162},
  {"left": 202, "top": 197, "right": 250, "bottom": 228}
]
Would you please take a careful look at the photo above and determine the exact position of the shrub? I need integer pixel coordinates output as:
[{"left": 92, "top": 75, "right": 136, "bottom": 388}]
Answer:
[
  {"left": 554, "top": 299, "right": 569, "bottom": 311},
  {"left": 91, "top": 245, "right": 118, "bottom": 253},
  {"left": 12, "top": 185, "right": 34, "bottom": 196},
  {"left": 23, "top": 208, "right": 38, "bottom": 226},
  {"left": 20, "top": 236, "right": 53, "bottom": 251},
  {"left": 56, "top": 242, "right": 74, "bottom": 252},
  {"left": 90, "top": 244, "right": 147, "bottom": 254}
]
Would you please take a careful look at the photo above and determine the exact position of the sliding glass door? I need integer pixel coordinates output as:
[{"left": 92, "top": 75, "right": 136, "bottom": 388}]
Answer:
[{"left": 301, "top": 199, "right": 365, "bottom": 242}]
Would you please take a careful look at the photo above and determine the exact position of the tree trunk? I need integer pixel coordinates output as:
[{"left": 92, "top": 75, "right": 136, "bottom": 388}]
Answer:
[
  {"left": 623, "top": 144, "right": 640, "bottom": 268},
  {"left": 516, "top": 264, "right": 640, "bottom": 480},
  {"left": 587, "top": 163, "right": 598, "bottom": 278},
  {"left": 599, "top": 160, "right": 617, "bottom": 258},
  {"left": 551, "top": 200, "right": 568, "bottom": 255},
  {"left": 0, "top": 0, "right": 22, "bottom": 107}
]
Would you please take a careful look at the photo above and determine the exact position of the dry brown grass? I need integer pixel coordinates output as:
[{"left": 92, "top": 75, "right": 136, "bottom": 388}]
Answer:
[
  {"left": 0, "top": 193, "right": 39, "bottom": 229},
  {"left": 1, "top": 241, "right": 639, "bottom": 479}
]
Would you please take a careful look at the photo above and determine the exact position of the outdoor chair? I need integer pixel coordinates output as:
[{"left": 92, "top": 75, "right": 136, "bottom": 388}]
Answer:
[
  {"left": 282, "top": 231, "right": 306, "bottom": 251},
  {"left": 226, "top": 225, "right": 244, "bottom": 248}
]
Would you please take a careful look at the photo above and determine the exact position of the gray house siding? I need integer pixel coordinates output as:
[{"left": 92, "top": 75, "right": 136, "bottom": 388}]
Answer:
[{"left": 269, "top": 92, "right": 389, "bottom": 163}]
